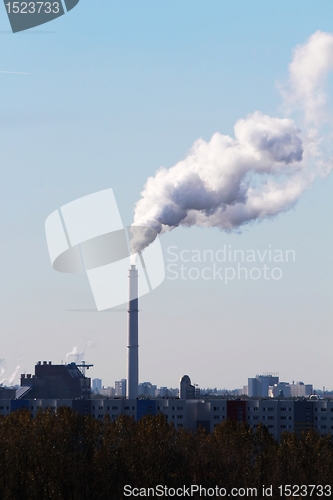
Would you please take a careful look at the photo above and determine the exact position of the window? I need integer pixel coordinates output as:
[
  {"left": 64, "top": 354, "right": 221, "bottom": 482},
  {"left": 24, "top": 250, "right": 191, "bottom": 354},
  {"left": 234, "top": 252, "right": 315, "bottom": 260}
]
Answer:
[
  {"left": 177, "top": 406, "right": 183, "bottom": 410},
  {"left": 321, "top": 408, "right": 326, "bottom": 412},
  {"left": 281, "top": 425, "right": 286, "bottom": 429},
  {"left": 214, "top": 415, "right": 220, "bottom": 420},
  {"left": 112, "top": 406, "right": 118, "bottom": 410},
  {"left": 281, "top": 416, "right": 286, "bottom": 420},
  {"left": 268, "top": 416, "right": 274, "bottom": 420},
  {"left": 124, "top": 406, "right": 130, "bottom": 410},
  {"left": 280, "top": 407, "right": 286, "bottom": 411},
  {"left": 268, "top": 407, "right": 274, "bottom": 412},
  {"left": 177, "top": 415, "right": 183, "bottom": 419},
  {"left": 267, "top": 425, "right": 274, "bottom": 429}
]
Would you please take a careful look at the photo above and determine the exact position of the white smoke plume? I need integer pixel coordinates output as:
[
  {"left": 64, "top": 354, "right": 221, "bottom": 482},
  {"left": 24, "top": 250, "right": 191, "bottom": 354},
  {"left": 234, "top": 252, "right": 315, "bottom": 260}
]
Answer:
[
  {"left": 285, "top": 31, "right": 333, "bottom": 124},
  {"left": 132, "top": 31, "right": 333, "bottom": 254},
  {"left": 0, "top": 362, "right": 20, "bottom": 387},
  {"left": 66, "top": 346, "right": 84, "bottom": 363},
  {"left": 8, "top": 365, "right": 20, "bottom": 386},
  {"left": 0, "top": 359, "right": 5, "bottom": 381}
]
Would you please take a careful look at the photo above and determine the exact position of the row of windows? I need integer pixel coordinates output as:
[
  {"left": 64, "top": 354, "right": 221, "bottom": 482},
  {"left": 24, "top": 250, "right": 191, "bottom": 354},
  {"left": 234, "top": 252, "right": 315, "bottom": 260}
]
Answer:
[
  {"left": 92, "top": 405, "right": 136, "bottom": 411},
  {"left": 253, "top": 424, "right": 290, "bottom": 430},
  {"left": 249, "top": 415, "right": 292, "bottom": 420}
]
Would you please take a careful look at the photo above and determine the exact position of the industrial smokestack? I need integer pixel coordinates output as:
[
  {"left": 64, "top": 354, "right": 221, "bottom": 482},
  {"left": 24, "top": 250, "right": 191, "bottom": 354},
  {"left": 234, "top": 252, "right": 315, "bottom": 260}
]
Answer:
[{"left": 127, "top": 265, "right": 138, "bottom": 399}]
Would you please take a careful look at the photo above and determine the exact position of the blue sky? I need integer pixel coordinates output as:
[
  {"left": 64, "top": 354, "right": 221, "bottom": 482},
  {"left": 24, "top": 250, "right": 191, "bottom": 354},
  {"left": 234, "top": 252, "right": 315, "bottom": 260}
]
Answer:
[{"left": 1, "top": 1, "right": 333, "bottom": 390}]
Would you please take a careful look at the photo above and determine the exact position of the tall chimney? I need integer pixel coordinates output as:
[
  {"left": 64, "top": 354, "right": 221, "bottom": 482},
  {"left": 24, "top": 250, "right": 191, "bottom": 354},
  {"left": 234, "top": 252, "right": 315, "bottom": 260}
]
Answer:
[{"left": 127, "top": 265, "right": 138, "bottom": 399}]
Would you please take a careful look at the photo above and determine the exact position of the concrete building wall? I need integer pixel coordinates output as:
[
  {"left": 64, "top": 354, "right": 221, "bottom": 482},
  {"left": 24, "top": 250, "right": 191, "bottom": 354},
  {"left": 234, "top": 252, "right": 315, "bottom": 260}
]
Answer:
[
  {"left": 210, "top": 401, "right": 227, "bottom": 431},
  {"left": 2, "top": 397, "right": 333, "bottom": 441}
]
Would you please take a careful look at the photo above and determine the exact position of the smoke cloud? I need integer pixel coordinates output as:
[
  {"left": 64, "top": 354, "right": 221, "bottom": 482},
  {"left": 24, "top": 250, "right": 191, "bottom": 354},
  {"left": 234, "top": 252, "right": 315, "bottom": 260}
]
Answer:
[
  {"left": 0, "top": 362, "right": 20, "bottom": 387},
  {"left": 66, "top": 346, "right": 84, "bottom": 363},
  {"left": 132, "top": 31, "right": 333, "bottom": 254},
  {"left": 0, "top": 359, "right": 5, "bottom": 380},
  {"left": 8, "top": 365, "right": 20, "bottom": 386}
]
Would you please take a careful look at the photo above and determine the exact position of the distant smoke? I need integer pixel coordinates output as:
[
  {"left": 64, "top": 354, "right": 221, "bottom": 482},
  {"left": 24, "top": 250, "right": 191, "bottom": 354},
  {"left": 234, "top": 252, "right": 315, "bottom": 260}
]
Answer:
[
  {"left": 8, "top": 365, "right": 20, "bottom": 386},
  {"left": 132, "top": 31, "right": 333, "bottom": 254},
  {"left": 0, "top": 362, "right": 20, "bottom": 387},
  {"left": 66, "top": 346, "right": 84, "bottom": 363},
  {"left": 0, "top": 359, "right": 5, "bottom": 380},
  {"left": 84, "top": 338, "right": 97, "bottom": 349},
  {"left": 284, "top": 31, "right": 333, "bottom": 124}
]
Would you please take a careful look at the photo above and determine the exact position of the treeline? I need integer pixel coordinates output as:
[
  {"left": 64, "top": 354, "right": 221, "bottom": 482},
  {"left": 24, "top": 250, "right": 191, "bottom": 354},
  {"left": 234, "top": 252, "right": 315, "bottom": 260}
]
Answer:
[{"left": 0, "top": 408, "right": 332, "bottom": 499}]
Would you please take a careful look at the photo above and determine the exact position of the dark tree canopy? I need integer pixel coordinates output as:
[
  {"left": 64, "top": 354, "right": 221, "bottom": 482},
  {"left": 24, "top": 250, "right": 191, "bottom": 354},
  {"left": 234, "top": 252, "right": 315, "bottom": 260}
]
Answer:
[{"left": 0, "top": 409, "right": 332, "bottom": 499}]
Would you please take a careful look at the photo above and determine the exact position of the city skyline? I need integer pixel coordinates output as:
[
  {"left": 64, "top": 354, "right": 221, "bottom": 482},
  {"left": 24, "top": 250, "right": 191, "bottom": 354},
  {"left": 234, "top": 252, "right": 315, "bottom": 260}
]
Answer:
[{"left": 0, "top": 2, "right": 333, "bottom": 390}]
